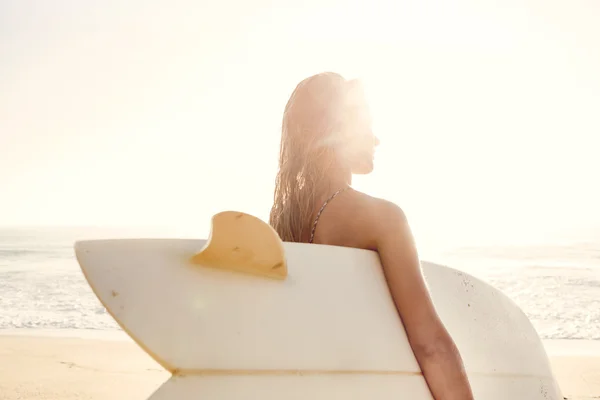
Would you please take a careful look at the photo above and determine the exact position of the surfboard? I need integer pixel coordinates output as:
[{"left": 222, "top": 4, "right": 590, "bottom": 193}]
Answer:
[{"left": 74, "top": 211, "right": 563, "bottom": 399}]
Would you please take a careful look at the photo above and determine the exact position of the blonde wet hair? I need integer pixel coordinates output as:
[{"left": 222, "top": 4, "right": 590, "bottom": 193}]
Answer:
[{"left": 269, "top": 72, "right": 361, "bottom": 242}]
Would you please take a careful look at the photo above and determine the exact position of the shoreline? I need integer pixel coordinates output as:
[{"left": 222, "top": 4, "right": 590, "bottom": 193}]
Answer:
[
  {"left": 0, "top": 328, "right": 132, "bottom": 341},
  {"left": 3, "top": 327, "right": 600, "bottom": 350},
  {"left": 0, "top": 331, "right": 598, "bottom": 399}
]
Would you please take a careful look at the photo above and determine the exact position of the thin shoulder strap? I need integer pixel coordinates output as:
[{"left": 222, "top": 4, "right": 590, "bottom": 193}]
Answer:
[{"left": 309, "top": 187, "right": 349, "bottom": 244}]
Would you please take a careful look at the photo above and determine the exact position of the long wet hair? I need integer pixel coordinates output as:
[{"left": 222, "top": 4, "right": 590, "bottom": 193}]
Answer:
[{"left": 269, "top": 72, "right": 356, "bottom": 242}]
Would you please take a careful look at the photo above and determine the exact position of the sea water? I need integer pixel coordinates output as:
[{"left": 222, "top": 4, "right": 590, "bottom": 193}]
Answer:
[{"left": 0, "top": 226, "right": 599, "bottom": 340}]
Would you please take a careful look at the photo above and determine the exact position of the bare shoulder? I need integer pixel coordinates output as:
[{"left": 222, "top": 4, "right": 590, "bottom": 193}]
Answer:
[
  {"left": 349, "top": 190, "right": 406, "bottom": 223},
  {"left": 346, "top": 190, "right": 409, "bottom": 244},
  {"left": 311, "top": 188, "right": 410, "bottom": 251}
]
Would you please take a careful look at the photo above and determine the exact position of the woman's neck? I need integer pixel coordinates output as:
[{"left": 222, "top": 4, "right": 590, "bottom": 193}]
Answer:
[{"left": 320, "top": 168, "right": 352, "bottom": 195}]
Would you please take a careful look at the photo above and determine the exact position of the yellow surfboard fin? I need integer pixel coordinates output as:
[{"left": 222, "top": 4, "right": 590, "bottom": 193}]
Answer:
[{"left": 190, "top": 211, "right": 287, "bottom": 280}]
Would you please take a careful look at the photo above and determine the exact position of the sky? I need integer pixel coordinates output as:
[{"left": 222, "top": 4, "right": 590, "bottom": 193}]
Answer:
[{"left": 1, "top": 0, "right": 599, "bottom": 249}]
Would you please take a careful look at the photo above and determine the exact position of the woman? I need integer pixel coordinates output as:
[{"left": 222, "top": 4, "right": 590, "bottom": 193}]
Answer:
[{"left": 269, "top": 72, "right": 474, "bottom": 399}]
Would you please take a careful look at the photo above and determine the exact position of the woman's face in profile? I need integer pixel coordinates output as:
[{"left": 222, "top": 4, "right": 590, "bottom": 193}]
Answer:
[{"left": 344, "top": 96, "right": 380, "bottom": 175}]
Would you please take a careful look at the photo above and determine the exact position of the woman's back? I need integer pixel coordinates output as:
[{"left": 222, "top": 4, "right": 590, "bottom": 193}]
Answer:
[{"left": 307, "top": 188, "right": 380, "bottom": 250}]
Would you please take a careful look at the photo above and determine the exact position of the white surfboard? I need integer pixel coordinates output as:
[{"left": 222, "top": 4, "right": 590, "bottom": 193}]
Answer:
[{"left": 74, "top": 211, "right": 563, "bottom": 399}]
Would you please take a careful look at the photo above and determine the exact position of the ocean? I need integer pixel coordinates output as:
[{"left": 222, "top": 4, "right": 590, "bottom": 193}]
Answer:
[{"left": 0, "top": 226, "right": 599, "bottom": 340}]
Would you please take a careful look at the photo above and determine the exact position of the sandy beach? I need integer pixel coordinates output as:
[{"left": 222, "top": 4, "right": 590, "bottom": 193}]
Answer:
[
  {"left": 0, "top": 333, "right": 598, "bottom": 399},
  {"left": 0, "top": 334, "right": 167, "bottom": 400}
]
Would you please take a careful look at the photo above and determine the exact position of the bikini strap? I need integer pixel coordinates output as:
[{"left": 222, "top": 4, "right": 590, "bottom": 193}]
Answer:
[{"left": 309, "top": 187, "right": 349, "bottom": 244}]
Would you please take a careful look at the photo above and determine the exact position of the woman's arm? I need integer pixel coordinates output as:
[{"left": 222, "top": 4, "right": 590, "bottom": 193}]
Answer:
[{"left": 374, "top": 200, "right": 474, "bottom": 400}]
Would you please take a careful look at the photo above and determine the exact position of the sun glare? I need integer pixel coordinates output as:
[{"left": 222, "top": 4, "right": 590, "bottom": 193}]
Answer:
[{"left": 0, "top": 0, "right": 598, "bottom": 252}]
